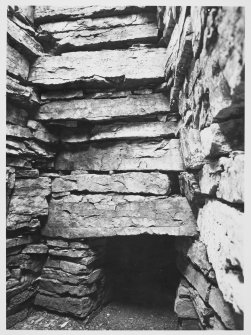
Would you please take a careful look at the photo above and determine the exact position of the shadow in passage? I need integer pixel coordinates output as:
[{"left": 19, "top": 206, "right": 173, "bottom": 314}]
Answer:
[{"left": 87, "top": 235, "right": 180, "bottom": 330}]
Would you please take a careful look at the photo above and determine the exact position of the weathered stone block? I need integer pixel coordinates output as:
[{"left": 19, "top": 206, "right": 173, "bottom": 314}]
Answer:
[
  {"left": 52, "top": 172, "right": 171, "bottom": 195},
  {"left": 7, "top": 75, "right": 40, "bottom": 109},
  {"left": 7, "top": 18, "right": 43, "bottom": 60},
  {"left": 174, "top": 295, "right": 198, "bottom": 319},
  {"left": 42, "top": 194, "right": 197, "bottom": 238},
  {"left": 34, "top": 6, "right": 155, "bottom": 24},
  {"left": 209, "top": 286, "right": 239, "bottom": 329},
  {"left": 179, "top": 126, "right": 205, "bottom": 169},
  {"left": 15, "top": 169, "right": 39, "bottom": 179},
  {"left": 22, "top": 244, "right": 48, "bottom": 254},
  {"left": 176, "top": 238, "right": 216, "bottom": 282},
  {"left": 7, "top": 44, "right": 30, "bottom": 81},
  {"left": 199, "top": 152, "right": 244, "bottom": 203},
  {"left": 200, "top": 119, "right": 244, "bottom": 158},
  {"left": 34, "top": 293, "right": 93, "bottom": 318},
  {"left": 61, "top": 121, "right": 178, "bottom": 143},
  {"left": 54, "top": 23, "right": 158, "bottom": 53},
  {"left": 197, "top": 199, "right": 243, "bottom": 313},
  {"left": 7, "top": 103, "right": 28, "bottom": 127},
  {"left": 28, "top": 48, "right": 167, "bottom": 89},
  {"left": 36, "top": 93, "right": 170, "bottom": 122},
  {"left": 55, "top": 139, "right": 184, "bottom": 172},
  {"left": 191, "top": 7, "right": 206, "bottom": 58},
  {"left": 39, "top": 278, "right": 96, "bottom": 297},
  {"left": 177, "top": 256, "right": 210, "bottom": 301}
]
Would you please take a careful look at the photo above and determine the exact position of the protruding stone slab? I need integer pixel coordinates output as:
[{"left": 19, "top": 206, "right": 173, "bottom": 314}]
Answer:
[
  {"left": 34, "top": 6, "right": 155, "bottom": 24},
  {"left": 197, "top": 199, "right": 243, "bottom": 313},
  {"left": 44, "top": 14, "right": 158, "bottom": 52},
  {"left": 180, "top": 126, "right": 205, "bottom": 169},
  {"left": 52, "top": 172, "right": 171, "bottom": 195},
  {"left": 63, "top": 121, "right": 178, "bottom": 143},
  {"left": 7, "top": 76, "right": 40, "bottom": 109},
  {"left": 7, "top": 18, "right": 43, "bottom": 60},
  {"left": 7, "top": 44, "right": 30, "bottom": 81},
  {"left": 55, "top": 139, "right": 184, "bottom": 172},
  {"left": 7, "top": 177, "right": 51, "bottom": 231},
  {"left": 42, "top": 194, "right": 197, "bottom": 238},
  {"left": 36, "top": 93, "right": 170, "bottom": 123},
  {"left": 28, "top": 48, "right": 167, "bottom": 89}
]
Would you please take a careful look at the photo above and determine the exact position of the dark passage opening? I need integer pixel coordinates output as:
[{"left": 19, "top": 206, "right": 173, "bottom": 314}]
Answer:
[
  {"left": 104, "top": 235, "right": 180, "bottom": 307},
  {"left": 85, "top": 235, "right": 180, "bottom": 330}
]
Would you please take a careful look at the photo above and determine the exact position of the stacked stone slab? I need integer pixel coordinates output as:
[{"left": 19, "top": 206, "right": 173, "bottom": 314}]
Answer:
[
  {"left": 6, "top": 5, "right": 244, "bottom": 330},
  {"left": 6, "top": 6, "right": 55, "bottom": 328},
  {"left": 24, "top": 5, "right": 198, "bottom": 320},
  {"left": 35, "top": 238, "right": 108, "bottom": 319},
  {"left": 157, "top": 6, "right": 244, "bottom": 330}
]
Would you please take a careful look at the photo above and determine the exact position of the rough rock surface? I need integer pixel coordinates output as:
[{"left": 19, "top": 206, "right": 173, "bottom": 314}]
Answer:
[
  {"left": 34, "top": 6, "right": 155, "bottom": 24},
  {"left": 6, "top": 4, "right": 244, "bottom": 330},
  {"left": 28, "top": 48, "right": 167, "bottom": 89},
  {"left": 60, "top": 121, "right": 178, "bottom": 143},
  {"left": 199, "top": 151, "right": 244, "bottom": 203},
  {"left": 7, "top": 76, "right": 40, "bottom": 109},
  {"left": 52, "top": 172, "right": 171, "bottom": 195},
  {"left": 36, "top": 93, "right": 170, "bottom": 122},
  {"left": 197, "top": 199, "right": 243, "bottom": 313},
  {"left": 7, "top": 44, "right": 30, "bottom": 81},
  {"left": 43, "top": 194, "right": 197, "bottom": 238},
  {"left": 55, "top": 139, "right": 184, "bottom": 171},
  {"left": 7, "top": 18, "right": 43, "bottom": 60}
]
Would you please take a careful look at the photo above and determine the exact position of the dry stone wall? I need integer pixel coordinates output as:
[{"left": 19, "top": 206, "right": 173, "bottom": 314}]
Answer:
[
  {"left": 156, "top": 6, "right": 244, "bottom": 330},
  {"left": 6, "top": 5, "right": 244, "bottom": 330}
]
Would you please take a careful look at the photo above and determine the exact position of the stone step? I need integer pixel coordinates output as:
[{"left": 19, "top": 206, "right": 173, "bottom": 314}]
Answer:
[
  {"left": 36, "top": 93, "right": 170, "bottom": 123},
  {"left": 42, "top": 194, "right": 197, "bottom": 238},
  {"left": 55, "top": 23, "right": 158, "bottom": 53},
  {"left": 38, "top": 13, "right": 158, "bottom": 52},
  {"left": 51, "top": 172, "right": 171, "bottom": 195},
  {"left": 34, "top": 6, "right": 155, "bottom": 24},
  {"left": 28, "top": 47, "right": 167, "bottom": 89},
  {"left": 60, "top": 121, "right": 178, "bottom": 143},
  {"left": 55, "top": 139, "right": 184, "bottom": 172}
]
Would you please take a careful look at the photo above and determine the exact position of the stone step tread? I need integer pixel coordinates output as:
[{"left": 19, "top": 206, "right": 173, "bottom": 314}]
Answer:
[{"left": 28, "top": 47, "right": 167, "bottom": 89}]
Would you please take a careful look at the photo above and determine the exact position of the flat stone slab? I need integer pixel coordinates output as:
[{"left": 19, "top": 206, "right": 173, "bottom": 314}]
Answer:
[
  {"left": 55, "top": 139, "right": 184, "bottom": 171},
  {"left": 7, "top": 18, "right": 43, "bottom": 60},
  {"left": 36, "top": 93, "right": 170, "bottom": 122},
  {"left": 28, "top": 47, "right": 167, "bottom": 89},
  {"left": 60, "top": 121, "right": 178, "bottom": 143},
  {"left": 54, "top": 23, "right": 158, "bottom": 52},
  {"left": 40, "top": 14, "right": 158, "bottom": 53},
  {"left": 34, "top": 6, "right": 155, "bottom": 24},
  {"left": 52, "top": 172, "right": 171, "bottom": 195},
  {"left": 42, "top": 194, "right": 197, "bottom": 238}
]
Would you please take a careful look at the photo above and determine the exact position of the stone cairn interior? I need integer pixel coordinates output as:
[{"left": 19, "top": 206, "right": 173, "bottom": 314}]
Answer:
[{"left": 6, "top": 5, "right": 244, "bottom": 330}]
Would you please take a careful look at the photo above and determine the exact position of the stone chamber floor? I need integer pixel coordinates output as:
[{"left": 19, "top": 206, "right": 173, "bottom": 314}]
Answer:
[{"left": 11, "top": 301, "right": 178, "bottom": 330}]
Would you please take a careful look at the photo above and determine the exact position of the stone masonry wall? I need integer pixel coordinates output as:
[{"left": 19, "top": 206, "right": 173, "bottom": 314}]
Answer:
[
  {"left": 156, "top": 6, "right": 244, "bottom": 330},
  {"left": 6, "top": 5, "right": 244, "bottom": 330}
]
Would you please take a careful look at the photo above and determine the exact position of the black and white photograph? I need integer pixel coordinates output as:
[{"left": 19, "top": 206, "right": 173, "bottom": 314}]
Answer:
[{"left": 4, "top": 1, "right": 246, "bottom": 332}]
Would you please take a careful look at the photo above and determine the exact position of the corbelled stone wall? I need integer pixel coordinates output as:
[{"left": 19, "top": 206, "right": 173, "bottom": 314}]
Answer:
[{"left": 6, "top": 5, "right": 244, "bottom": 330}]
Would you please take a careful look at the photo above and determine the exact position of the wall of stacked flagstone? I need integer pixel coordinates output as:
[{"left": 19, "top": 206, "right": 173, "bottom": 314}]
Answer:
[{"left": 6, "top": 5, "right": 244, "bottom": 330}]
